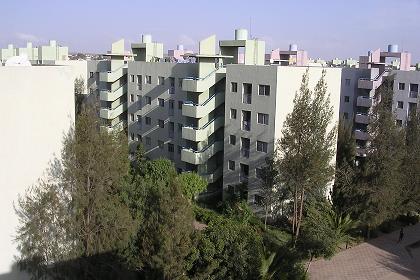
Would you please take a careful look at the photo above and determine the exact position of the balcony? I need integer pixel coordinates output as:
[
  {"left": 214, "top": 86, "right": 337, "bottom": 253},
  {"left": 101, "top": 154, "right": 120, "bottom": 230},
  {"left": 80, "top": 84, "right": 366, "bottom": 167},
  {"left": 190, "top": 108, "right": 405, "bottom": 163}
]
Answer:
[
  {"left": 201, "top": 167, "right": 223, "bottom": 184},
  {"left": 242, "top": 94, "right": 252, "bottom": 104},
  {"left": 182, "top": 116, "right": 224, "bottom": 142},
  {"left": 99, "top": 84, "right": 127, "bottom": 101},
  {"left": 241, "top": 148, "right": 250, "bottom": 158},
  {"left": 99, "top": 102, "right": 127, "bottom": 120},
  {"left": 242, "top": 121, "right": 251, "bottom": 131},
  {"left": 182, "top": 67, "right": 226, "bottom": 92},
  {"left": 99, "top": 66, "right": 127, "bottom": 83},
  {"left": 182, "top": 92, "right": 224, "bottom": 118},
  {"left": 354, "top": 129, "right": 369, "bottom": 141},
  {"left": 181, "top": 141, "right": 223, "bottom": 165},
  {"left": 358, "top": 70, "right": 389, "bottom": 90},
  {"left": 409, "top": 91, "right": 418, "bottom": 99},
  {"left": 354, "top": 113, "right": 370, "bottom": 124},
  {"left": 357, "top": 96, "right": 373, "bottom": 107},
  {"left": 102, "top": 120, "right": 124, "bottom": 132}
]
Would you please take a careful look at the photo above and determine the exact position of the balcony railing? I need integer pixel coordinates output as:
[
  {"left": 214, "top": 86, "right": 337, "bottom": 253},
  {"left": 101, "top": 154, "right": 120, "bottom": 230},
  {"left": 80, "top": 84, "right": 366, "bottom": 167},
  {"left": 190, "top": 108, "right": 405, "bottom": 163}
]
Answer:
[
  {"left": 409, "top": 91, "right": 418, "bottom": 98},
  {"left": 241, "top": 148, "right": 250, "bottom": 158},
  {"left": 242, "top": 94, "right": 252, "bottom": 104},
  {"left": 242, "top": 121, "right": 251, "bottom": 131}
]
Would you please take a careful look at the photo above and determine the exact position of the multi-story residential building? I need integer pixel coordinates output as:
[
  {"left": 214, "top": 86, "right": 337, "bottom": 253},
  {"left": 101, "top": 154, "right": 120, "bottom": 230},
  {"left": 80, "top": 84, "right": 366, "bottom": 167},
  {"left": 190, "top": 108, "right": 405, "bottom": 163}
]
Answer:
[
  {"left": 0, "top": 64, "right": 74, "bottom": 277},
  {"left": 0, "top": 40, "right": 68, "bottom": 64},
  {"left": 124, "top": 29, "right": 345, "bottom": 204},
  {"left": 338, "top": 45, "right": 419, "bottom": 158},
  {"left": 265, "top": 44, "right": 309, "bottom": 66}
]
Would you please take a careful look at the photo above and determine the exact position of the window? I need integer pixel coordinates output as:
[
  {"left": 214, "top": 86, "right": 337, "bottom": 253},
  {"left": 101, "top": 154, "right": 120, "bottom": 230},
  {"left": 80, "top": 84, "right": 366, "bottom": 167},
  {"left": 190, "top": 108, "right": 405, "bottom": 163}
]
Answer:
[
  {"left": 130, "top": 113, "right": 134, "bottom": 122},
  {"left": 158, "top": 98, "right": 164, "bottom": 107},
  {"left": 130, "top": 133, "right": 135, "bottom": 141},
  {"left": 257, "top": 113, "right": 269, "bottom": 125},
  {"left": 137, "top": 134, "right": 142, "bottom": 142},
  {"left": 231, "top": 82, "right": 238, "bottom": 93},
  {"left": 137, "top": 95, "right": 141, "bottom": 102},
  {"left": 137, "top": 75, "right": 142, "bottom": 84},
  {"left": 230, "top": 108, "right": 237, "bottom": 119},
  {"left": 240, "top": 163, "right": 249, "bottom": 179},
  {"left": 89, "top": 72, "right": 94, "bottom": 78},
  {"left": 254, "top": 194, "right": 264, "bottom": 205},
  {"left": 158, "top": 119, "right": 164, "bottom": 128},
  {"left": 137, "top": 115, "right": 142, "bottom": 123},
  {"left": 258, "top": 85, "right": 270, "bottom": 96},
  {"left": 145, "top": 75, "right": 152, "bottom": 84},
  {"left": 396, "top": 119, "right": 403, "bottom": 127},
  {"left": 343, "top": 112, "right": 349, "bottom": 119},
  {"left": 410, "top": 83, "right": 419, "bottom": 98},
  {"left": 146, "top": 137, "right": 151, "bottom": 145},
  {"left": 169, "top": 122, "right": 174, "bottom": 138},
  {"left": 177, "top": 145, "right": 182, "bottom": 154},
  {"left": 229, "top": 135, "right": 236, "bottom": 145},
  {"left": 256, "top": 167, "right": 263, "bottom": 179},
  {"left": 344, "top": 96, "right": 350, "bottom": 103},
  {"left": 130, "top": 75, "right": 135, "bottom": 83},
  {"left": 178, "top": 123, "right": 183, "bottom": 132},
  {"left": 345, "top": 79, "right": 351, "bottom": 86},
  {"left": 409, "top": 102, "right": 417, "bottom": 112},
  {"left": 397, "top": 101, "right": 404, "bottom": 109},
  {"left": 178, "top": 101, "right": 183, "bottom": 110},
  {"left": 145, "top": 96, "right": 151, "bottom": 105},
  {"left": 241, "top": 137, "right": 250, "bottom": 158},
  {"left": 158, "top": 76, "right": 165, "bottom": 85},
  {"left": 158, "top": 140, "right": 164, "bottom": 149},
  {"left": 169, "top": 77, "right": 175, "bottom": 87},
  {"left": 228, "top": 160, "right": 235, "bottom": 170},
  {"left": 168, "top": 143, "right": 174, "bottom": 153},
  {"left": 398, "top": 82, "right": 405, "bottom": 90},
  {"left": 242, "top": 83, "right": 252, "bottom": 104},
  {"left": 178, "top": 78, "right": 183, "bottom": 88},
  {"left": 145, "top": 117, "right": 151, "bottom": 125},
  {"left": 169, "top": 100, "right": 174, "bottom": 109},
  {"left": 130, "top": 94, "right": 134, "bottom": 102},
  {"left": 257, "top": 141, "right": 268, "bottom": 153}
]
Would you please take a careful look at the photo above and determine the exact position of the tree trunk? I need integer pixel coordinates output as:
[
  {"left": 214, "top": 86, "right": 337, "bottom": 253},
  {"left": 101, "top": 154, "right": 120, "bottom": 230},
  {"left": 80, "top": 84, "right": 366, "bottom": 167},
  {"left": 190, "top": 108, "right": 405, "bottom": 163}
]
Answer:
[
  {"left": 292, "top": 187, "right": 298, "bottom": 235},
  {"left": 294, "top": 188, "right": 305, "bottom": 244}
]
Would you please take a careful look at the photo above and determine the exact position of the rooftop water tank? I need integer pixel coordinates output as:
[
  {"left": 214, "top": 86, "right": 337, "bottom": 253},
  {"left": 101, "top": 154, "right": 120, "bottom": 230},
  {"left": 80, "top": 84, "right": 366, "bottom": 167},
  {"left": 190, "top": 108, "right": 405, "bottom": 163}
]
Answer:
[
  {"left": 177, "top": 44, "right": 184, "bottom": 51},
  {"left": 235, "top": 29, "right": 248, "bottom": 40},
  {"left": 388, "top": 44, "right": 398, "bottom": 53},
  {"left": 142, "top": 34, "right": 152, "bottom": 44},
  {"left": 289, "top": 44, "right": 298, "bottom": 51}
]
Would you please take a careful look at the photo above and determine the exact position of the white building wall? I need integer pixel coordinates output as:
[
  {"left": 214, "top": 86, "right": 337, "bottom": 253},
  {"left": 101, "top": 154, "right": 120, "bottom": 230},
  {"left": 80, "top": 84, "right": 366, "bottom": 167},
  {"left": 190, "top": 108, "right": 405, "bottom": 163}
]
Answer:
[{"left": 0, "top": 66, "right": 74, "bottom": 279}]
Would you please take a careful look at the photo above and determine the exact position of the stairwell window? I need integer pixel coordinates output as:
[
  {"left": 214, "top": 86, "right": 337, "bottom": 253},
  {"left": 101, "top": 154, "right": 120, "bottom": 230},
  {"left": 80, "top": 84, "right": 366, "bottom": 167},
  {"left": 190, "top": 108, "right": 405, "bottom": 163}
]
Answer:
[
  {"left": 168, "top": 143, "right": 174, "bottom": 153},
  {"left": 230, "top": 108, "right": 237, "bottom": 119},
  {"left": 229, "top": 135, "right": 236, "bottom": 145},
  {"left": 130, "top": 75, "right": 135, "bottom": 83},
  {"left": 257, "top": 113, "right": 269, "bottom": 125},
  {"left": 130, "top": 114, "right": 134, "bottom": 122},
  {"left": 231, "top": 82, "right": 238, "bottom": 93},
  {"left": 397, "top": 101, "right": 404, "bottom": 109},
  {"left": 137, "top": 134, "right": 142, "bottom": 142},
  {"left": 344, "top": 96, "right": 350, "bottom": 103},
  {"left": 130, "top": 94, "right": 134, "bottom": 102},
  {"left": 158, "top": 76, "right": 165, "bottom": 85},
  {"left": 130, "top": 133, "right": 135, "bottom": 141},
  {"left": 158, "top": 140, "right": 164, "bottom": 149},
  {"left": 228, "top": 160, "right": 235, "bottom": 171},
  {"left": 258, "top": 85, "right": 270, "bottom": 96}
]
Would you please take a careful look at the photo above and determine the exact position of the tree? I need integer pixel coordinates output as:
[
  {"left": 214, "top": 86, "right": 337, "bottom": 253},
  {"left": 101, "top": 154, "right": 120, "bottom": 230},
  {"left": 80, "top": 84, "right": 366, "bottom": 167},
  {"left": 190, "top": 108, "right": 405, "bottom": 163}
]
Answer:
[
  {"left": 124, "top": 159, "right": 195, "bottom": 280},
  {"left": 15, "top": 104, "right": 134, "bottom": 279},
  {"left": 357, "top": 77, "right": 406, "bottom": 234},
  {"left": 258, "top": 157, "right": 280, "bottom": 229},
  {"left": 74, "top": 77, "right": 85, "bottom": 115},
  {"left": 401, "top": 108, "right": 420, "bottom": 212},
  {"left": 276, "top": 70, "right": 336, "bottom": 243},
  {"left": 300, "top": 201, "right": 358, "bottom": 275},
  {"left": 178, "top": 172, "right": 208, "bottom": 201}
]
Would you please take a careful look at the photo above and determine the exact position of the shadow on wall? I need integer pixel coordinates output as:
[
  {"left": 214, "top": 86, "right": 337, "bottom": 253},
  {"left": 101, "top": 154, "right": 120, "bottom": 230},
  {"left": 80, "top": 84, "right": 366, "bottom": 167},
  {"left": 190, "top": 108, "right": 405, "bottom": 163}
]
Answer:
[{"left": 0, "top": 262, "right": 29, "bottom": 280}]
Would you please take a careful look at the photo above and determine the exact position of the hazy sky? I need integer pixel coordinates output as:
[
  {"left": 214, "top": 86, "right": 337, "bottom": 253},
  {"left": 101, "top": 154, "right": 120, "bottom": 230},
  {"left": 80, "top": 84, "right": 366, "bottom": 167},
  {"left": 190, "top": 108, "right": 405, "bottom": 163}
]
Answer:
[{"left": 1, "top": 0, "right": 420, "bottom": 61}]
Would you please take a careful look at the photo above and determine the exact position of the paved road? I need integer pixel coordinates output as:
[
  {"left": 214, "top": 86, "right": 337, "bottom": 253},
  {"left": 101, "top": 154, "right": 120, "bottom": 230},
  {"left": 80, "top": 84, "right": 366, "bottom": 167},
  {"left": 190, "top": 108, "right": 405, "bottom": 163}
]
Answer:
[{"left": 308, "top": 223, "right": 420, "bottom": 280}]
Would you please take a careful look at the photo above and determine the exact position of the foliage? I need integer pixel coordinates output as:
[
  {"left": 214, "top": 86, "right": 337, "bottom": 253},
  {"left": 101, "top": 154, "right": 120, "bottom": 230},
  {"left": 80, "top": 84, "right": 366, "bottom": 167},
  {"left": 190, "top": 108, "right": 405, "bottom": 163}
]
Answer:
[
  {"left": 15, "top": 104, "right": 134, "bottom": 279},
  {"left": 74, "top": 77, "right": 85, "bottom": 115},
  {"left": 178, "top": 172, "right": 208, "bottom": 201},
  {"left": 276, "top": 69, "right": 336, "bottom": 242}
]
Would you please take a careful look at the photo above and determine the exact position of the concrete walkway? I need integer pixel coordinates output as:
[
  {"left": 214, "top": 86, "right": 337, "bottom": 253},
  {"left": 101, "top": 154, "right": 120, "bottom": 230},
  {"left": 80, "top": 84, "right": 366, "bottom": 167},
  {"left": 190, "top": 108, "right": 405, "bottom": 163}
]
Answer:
[{"left": 308, "top": 223, "right": 420, "bottom": 280}]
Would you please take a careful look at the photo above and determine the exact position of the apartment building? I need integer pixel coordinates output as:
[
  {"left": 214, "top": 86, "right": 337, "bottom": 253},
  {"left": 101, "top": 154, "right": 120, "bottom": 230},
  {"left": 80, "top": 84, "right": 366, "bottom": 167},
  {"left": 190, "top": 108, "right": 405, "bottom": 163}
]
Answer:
[
  {"left": 0, "top": 40, "right": 68, "bottom": 64},
  {"left": 338, "top": 45, "right": 419, "bottom": 157},
  {"left": 0, "top": 64, "right": 74, "bottom": 277}
]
